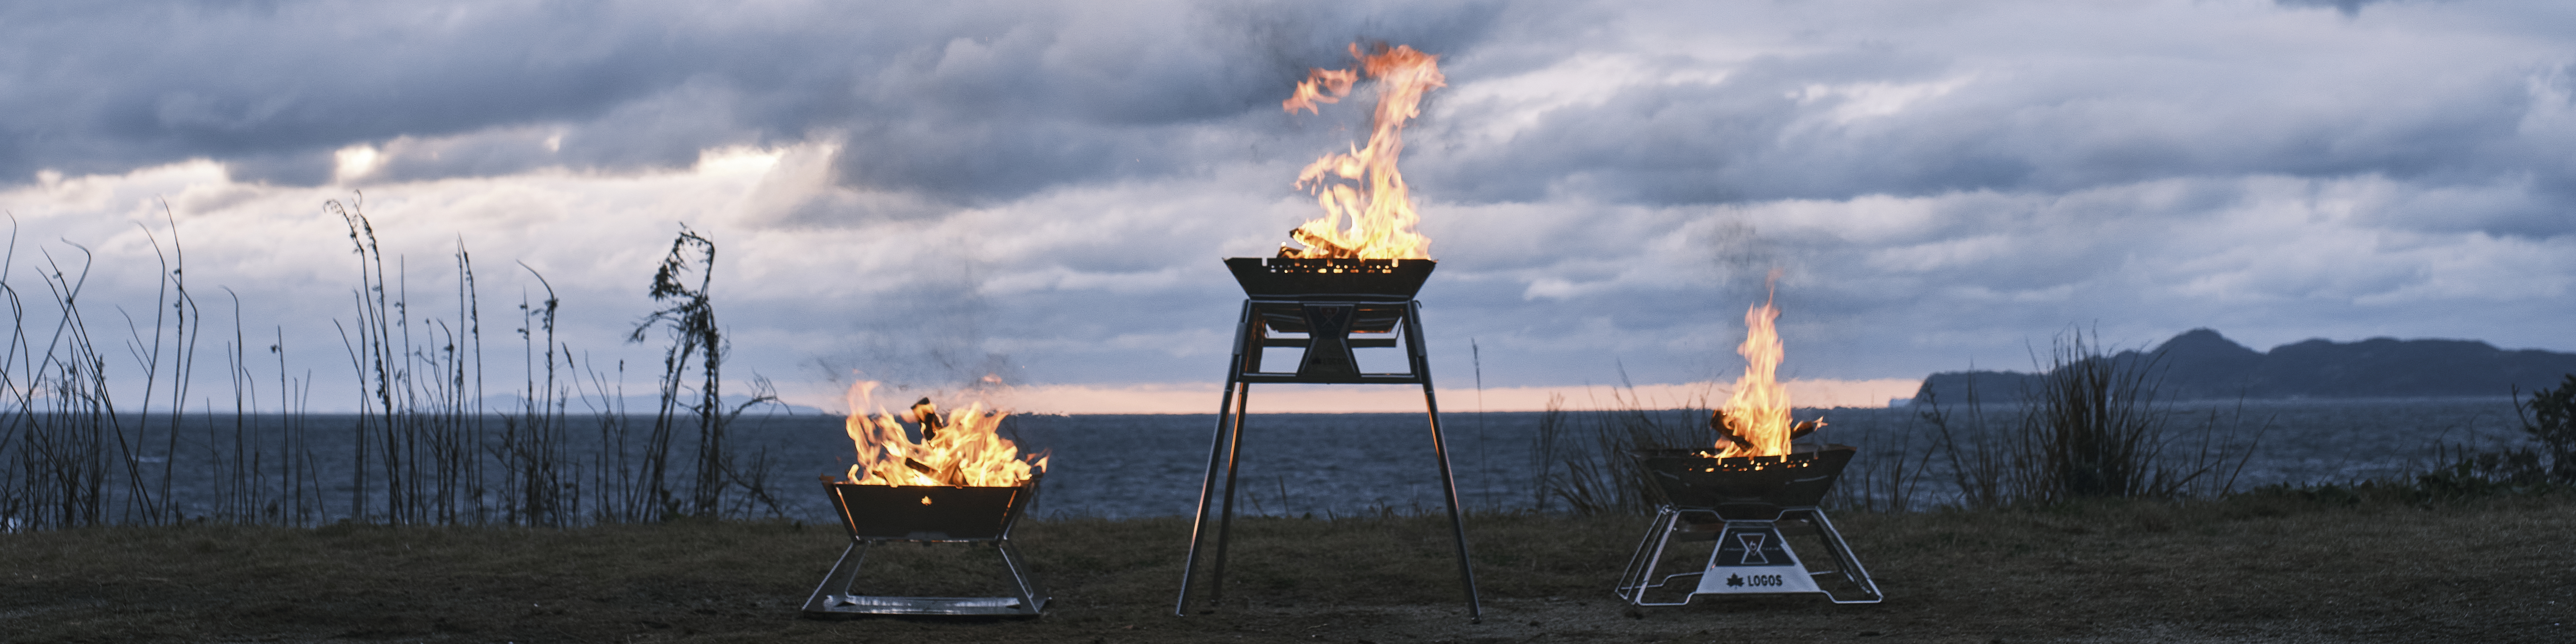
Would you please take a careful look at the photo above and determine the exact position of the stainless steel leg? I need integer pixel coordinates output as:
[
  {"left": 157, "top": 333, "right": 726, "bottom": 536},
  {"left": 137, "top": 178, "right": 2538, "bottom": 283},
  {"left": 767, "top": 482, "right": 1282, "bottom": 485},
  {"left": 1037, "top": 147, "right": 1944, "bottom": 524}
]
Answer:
[
  {"left": 1178, "top": 302, "right": 1261, "bottom": 616},
  {"left": 1173, "top": 380, "right": 1243, "bottom": 616},
  {"left": 1207, "top": 381, "right": 1253, "bottom": 608},
  {"left": 1420, "top": 382, "right": 1484, "bottom": 621},
  {"left": 1802, "top": 508, "right": 1884, "bottom": 604},
  {"left": 801, "top": 540, "right": 871, "bottom": 612},
  {"left": 1616, "top": 506, "right": 1680, "bottom": 602},
  {"left": 1408, "top": 300, "right": 1481, "bottom": 621},
  {"left": 1625, "top": 508, "right": 1711, "bottom": 606},
  {"left": 998, "top": 540, "right": 1050, "bottom": 615}
]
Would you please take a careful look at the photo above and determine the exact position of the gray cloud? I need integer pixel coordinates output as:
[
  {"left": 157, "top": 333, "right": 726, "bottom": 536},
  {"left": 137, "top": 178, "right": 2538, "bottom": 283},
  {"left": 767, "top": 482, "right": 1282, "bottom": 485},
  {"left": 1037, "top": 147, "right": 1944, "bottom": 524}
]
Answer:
[
  {"left": 2276, "top": 0, "right": 2402, "bottom": 17},
  {"left": 1, "top": 0, "right": 2571, "bottom": 406},
  {"left": 1415, "top": 36, "right": 2554, "bottom": 232},
  {"left": 1, "top": 1, "right": 1514, "bottom": 198}
]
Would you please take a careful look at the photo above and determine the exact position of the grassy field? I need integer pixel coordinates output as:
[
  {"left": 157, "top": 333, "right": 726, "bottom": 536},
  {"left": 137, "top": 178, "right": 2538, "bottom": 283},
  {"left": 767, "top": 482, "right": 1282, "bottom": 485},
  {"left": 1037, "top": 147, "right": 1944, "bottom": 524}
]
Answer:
[{"left": 4, "top": 492, "right": 2571, "bottom": 643}]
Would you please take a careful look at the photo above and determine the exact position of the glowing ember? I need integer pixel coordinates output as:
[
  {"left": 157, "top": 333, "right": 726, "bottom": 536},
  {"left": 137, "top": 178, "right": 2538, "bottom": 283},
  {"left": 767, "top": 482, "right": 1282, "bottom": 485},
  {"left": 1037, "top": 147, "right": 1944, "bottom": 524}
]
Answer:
[
  {"left": 836, "top": 381, "right": 1046, "bottom": 487},
  {"left": 1711, "top": 278, "right": 1825, "bottom": 458},
  {"left": 1276, "top": 43, "right": 1445, "bottom": 260}
]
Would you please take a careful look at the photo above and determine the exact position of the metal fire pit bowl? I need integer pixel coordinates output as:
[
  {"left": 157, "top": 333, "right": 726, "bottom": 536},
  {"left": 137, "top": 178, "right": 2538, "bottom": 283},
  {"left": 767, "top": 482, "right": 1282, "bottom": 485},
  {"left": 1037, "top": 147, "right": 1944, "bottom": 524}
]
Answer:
[
  {"left": 1225, "top": 257, "right": 1435, "bottom": 301},
  {"left": 1617, "top": 445, "right": 1882, "bottom": 606},
  {"left": 802, "top": 478, "right": 1048, "bottom": 617},
  {"left": 1633, "top": 445, "right": 1856, "bottom": 516}
]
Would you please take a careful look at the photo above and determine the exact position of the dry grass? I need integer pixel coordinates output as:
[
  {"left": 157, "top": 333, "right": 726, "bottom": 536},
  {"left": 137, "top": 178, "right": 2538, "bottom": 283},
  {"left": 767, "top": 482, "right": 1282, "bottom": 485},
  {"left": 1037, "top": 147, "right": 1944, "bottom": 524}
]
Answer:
[{"left": 3, "top": 494, "right": 2572, "bottom": 643}]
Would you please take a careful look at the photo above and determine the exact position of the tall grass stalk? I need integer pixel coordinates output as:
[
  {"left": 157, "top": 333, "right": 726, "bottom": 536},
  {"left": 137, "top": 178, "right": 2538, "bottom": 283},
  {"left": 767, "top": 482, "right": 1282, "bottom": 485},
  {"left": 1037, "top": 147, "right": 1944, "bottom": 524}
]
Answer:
[
  {"left": 629, "top": 226, "right": 746, "bottom": 520},
  {"left": 128, "top": 210, "right": 202, "bottom": 526},
  {"left": 332, "top": 196, "right": 500, "bottom": 525},
  {"left": 500, "top": 266, "right": 575, "bottom": 526},
  {"left": 1918, "top": 329, "right": 2265, "bottom": 508},
  {"left": 0, "top": 195, "right": 788, "bottom": 532},
  {"left": 1530, "top": 388, "right": 1709, "bottom": 515},
  {"left": 1822, "top": 411, "right": 1935, "bottom": 513}
]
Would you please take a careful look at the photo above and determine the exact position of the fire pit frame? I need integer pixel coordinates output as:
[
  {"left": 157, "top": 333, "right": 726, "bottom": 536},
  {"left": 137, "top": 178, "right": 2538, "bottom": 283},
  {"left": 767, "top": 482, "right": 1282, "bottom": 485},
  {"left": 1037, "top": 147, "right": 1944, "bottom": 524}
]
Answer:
[
  {"left": 1174, "top": 258, "right": 1482, "bottom": 621},
  {"left": 801, "top": 477, "right": 1049, "bottom": 617},
  {"left": 1615, "top": 446, "right": 1883, "bottom": 605}
]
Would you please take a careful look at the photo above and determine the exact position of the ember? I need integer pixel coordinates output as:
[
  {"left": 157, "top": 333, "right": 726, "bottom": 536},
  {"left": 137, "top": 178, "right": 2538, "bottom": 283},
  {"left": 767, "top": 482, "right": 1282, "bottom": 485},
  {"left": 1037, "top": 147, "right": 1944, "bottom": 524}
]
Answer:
[
  {"left": 1277, "top": 43, "right": 1443, "bottom": 260},
  {"left": 836, "top": 381, "right": 1046, "bottom": 487}
]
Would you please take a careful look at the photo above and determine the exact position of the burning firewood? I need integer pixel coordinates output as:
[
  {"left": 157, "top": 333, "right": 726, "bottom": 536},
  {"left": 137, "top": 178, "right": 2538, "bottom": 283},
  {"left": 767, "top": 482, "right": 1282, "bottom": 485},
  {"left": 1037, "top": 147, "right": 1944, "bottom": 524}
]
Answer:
[
  {"left": 1710, "top": 410, "right": 1752, "bottom": 453},
  {"left": 837, "top": 382, "right": 1046, "bottom": 488},
  {"left": 900, "top": 456, "right": 969, "bottom": 487},
  {"left": 906, "top": 397, "right": 947, "bottom": 441},
  {"left": 1709, "top": 406, "right": 1827, "bottom": 454},
  {"left": 1793, "top": 417, "right": 1826, "bottom": 439},
  {"left": 1280, "top": 227, "right": 1359, "bottom": 259}
]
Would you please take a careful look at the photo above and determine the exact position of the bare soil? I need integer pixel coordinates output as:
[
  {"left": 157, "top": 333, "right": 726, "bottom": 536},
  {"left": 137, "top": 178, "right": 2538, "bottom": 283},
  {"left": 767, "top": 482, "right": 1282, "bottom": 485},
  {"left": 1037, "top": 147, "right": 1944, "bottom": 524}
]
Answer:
[{"left": 3, "top": 494, "right": 2571, "bottom": 643}]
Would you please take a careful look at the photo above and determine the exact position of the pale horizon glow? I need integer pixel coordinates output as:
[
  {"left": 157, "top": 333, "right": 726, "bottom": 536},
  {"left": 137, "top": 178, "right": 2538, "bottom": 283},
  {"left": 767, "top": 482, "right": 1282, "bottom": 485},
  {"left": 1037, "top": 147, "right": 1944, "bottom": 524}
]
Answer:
[{"left": 925, "top": 378, "right": 1924, "bottom": 415}]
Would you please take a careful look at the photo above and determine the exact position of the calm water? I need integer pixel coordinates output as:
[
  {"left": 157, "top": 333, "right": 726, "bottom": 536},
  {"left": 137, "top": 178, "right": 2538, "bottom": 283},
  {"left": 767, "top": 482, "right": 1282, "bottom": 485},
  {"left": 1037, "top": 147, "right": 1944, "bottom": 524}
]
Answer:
[{"left": 31, "top": 397, "right": 2538, "bottom": 524}]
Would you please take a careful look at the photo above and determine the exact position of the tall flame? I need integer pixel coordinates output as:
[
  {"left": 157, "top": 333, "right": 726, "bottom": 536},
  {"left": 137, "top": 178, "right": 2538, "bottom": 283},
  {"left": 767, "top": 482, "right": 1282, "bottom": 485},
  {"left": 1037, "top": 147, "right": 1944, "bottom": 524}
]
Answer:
[
  {"left": 1277, "top": 43, "right": 1445, "bottom": 260},
  {"left": 1713, "top": 278, "right": 1824, "bottom": 458},
  {"left": 837, "top": 381, "right": 1047, "bottom": 487}
]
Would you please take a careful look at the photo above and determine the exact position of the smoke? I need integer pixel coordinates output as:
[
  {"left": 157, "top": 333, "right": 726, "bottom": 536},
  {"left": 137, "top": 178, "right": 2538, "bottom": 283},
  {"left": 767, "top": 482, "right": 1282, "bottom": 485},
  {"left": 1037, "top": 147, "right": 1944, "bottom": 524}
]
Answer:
[{"left": 807, "top": 245, "right": 1018, "bottom": 403}]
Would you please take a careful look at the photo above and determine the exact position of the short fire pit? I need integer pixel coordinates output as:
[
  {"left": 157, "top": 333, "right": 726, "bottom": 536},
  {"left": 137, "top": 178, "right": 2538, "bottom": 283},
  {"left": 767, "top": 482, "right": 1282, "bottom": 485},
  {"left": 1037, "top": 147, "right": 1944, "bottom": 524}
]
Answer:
[
  {"left": 1612, "top": 284, "right": 1881, "bottom": 606},
  {"left": 803, "top": 390, "right": 1051, "bottom": 617},
  {"left": 802, "top": 478, "right": 1046, "bottom": 616},
  {"left": 1615, "top": 446, "right": 1882, "bottom": 605}
]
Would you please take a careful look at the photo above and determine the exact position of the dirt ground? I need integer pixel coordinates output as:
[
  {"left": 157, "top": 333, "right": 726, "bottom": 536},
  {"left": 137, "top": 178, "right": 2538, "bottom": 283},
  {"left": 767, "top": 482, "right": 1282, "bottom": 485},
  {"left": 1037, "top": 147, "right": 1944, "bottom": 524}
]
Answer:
[{"left": 3, "top": 494, "right": 2571, "bottom": 643}]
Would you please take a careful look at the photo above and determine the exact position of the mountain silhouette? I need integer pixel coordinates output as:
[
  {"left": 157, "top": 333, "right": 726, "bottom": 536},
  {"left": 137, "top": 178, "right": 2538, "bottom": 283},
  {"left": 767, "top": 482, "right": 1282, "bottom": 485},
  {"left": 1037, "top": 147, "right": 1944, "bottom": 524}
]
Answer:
[{"left": 1912, "top": 328, "right": 2576, "bottom": 404}]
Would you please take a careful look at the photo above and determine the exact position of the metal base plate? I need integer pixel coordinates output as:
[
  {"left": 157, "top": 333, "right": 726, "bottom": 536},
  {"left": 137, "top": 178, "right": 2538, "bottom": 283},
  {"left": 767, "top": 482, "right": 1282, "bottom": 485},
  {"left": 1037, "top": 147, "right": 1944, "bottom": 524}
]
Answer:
[
  {"left": 802, "top": 540, "right": 1050, "bottom": 617},
  {"left": 1617, "top": 507, "right": 1882, "bottom": 605},
  {"left": 803, "top": 594, "right": 1048, "bottom": 617}
]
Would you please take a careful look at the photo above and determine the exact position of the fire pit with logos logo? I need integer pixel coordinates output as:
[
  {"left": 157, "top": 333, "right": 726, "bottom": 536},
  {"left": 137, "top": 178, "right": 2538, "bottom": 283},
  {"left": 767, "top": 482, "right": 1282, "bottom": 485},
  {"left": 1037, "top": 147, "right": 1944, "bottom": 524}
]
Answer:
[
  {"left": 1615, "top": 446, "right": 1883, "bottom": 605},
  {"left": 1612, "top": 281, "right": 1881, "bottom": 606},
  {"left": 802, "top": 387, "right": 1051, "bottom": 617}
]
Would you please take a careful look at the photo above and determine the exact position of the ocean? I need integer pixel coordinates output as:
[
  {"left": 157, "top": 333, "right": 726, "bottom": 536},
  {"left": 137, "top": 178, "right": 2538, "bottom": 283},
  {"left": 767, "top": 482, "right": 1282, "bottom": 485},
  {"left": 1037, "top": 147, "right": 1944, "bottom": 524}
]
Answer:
[{"left": 24, "top": 396, "right": 2529, "bottom": 527}]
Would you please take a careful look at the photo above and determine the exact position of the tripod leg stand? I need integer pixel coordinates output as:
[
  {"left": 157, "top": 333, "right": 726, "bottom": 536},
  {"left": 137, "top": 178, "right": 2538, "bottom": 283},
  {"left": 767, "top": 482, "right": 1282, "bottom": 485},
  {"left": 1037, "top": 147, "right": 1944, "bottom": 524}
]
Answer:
[{"left": 1174, "top": 299, "right": 1481, "bottom": 621}]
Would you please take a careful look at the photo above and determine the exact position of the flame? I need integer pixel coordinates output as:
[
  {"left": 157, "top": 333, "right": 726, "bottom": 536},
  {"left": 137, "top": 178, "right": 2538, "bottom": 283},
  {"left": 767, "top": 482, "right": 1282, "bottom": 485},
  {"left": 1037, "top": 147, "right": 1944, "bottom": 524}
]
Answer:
[
  {"left": 1276, "top": 43, "right": 1445, "bottom": 260},
  {"left": 1712, "top": 278, "right": 1824, "bottom": 458},
  {"left": 837, "top": 381, "right": 1048, "bottom": 487}
]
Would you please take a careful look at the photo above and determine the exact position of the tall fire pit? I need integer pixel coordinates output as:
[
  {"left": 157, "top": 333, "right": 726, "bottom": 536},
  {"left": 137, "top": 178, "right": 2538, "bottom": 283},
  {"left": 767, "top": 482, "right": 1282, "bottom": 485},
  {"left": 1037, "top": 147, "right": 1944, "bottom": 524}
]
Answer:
[
  {"left": 1173, "top": 256, "right": 1481, "bottom": 619},
  {"left": 802, "top": 390, "right": 1051, "bottom": 617},
  {"left": 1173, "top": 43, "right": 1480, "bottom": 619}
]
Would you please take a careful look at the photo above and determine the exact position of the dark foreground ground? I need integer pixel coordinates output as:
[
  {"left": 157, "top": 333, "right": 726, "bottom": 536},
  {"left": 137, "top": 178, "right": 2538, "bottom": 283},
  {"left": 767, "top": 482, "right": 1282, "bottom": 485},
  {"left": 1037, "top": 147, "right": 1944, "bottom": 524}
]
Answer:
[{"left": 4, "top": 493, "right": 2571, "bottom": 643}]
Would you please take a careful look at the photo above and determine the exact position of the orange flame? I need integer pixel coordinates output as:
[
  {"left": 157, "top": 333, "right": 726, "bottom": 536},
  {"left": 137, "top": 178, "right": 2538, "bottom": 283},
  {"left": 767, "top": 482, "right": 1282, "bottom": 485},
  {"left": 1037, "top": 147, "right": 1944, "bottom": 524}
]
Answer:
[
  {"left": 1277, "top": 43, "right": 1444, "bottom": 260},
  {"left": 837, "top": 381, "right": 1047, "bottom": 487},
  {"left": 1713, "top": 279, "right": 1824, "bottom": 458}
]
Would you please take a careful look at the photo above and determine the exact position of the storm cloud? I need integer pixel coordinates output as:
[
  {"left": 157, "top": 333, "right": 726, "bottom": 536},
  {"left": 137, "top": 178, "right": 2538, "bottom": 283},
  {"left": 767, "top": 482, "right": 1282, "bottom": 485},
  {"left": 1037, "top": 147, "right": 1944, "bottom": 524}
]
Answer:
[{"left": 0, "top": 0, "right": 2568, "bottom": 410}]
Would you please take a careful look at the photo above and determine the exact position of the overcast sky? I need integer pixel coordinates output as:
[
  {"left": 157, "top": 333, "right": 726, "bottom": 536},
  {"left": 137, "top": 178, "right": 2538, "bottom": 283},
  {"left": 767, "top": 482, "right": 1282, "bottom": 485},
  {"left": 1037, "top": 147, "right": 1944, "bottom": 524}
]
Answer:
[{"left": 0, "top": 0, "right": 2569, "bottom": 413}]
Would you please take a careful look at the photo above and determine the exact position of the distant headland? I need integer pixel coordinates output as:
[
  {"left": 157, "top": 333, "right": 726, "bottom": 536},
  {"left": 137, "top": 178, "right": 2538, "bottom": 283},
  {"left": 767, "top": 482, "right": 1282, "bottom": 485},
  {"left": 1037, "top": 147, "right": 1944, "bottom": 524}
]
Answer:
[{"left": 1911, "top": 329, "right": 2576, "bottom": 404}]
